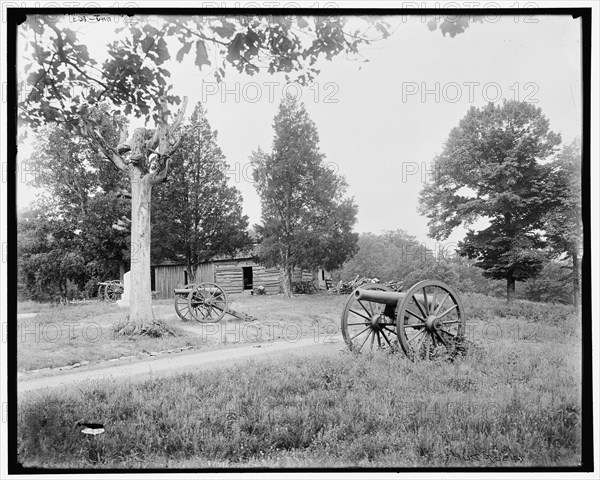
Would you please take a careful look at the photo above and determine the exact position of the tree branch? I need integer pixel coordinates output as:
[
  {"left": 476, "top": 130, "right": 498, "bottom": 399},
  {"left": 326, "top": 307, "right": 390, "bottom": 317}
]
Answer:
[
  {"left": 168, "top": 96, "right": 188, "bottom": 137},
  {"left": 45, "top": 21, "right": 110, "bottom": 91},
  {"left": 82, "top": 120, "right": 128, "bottom": 173},
  {"left": 150, "top": 157, "right": 170, "bottom": 185}
]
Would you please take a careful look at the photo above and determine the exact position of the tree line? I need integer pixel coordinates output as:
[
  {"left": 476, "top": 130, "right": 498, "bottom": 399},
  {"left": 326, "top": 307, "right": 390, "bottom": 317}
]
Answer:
[
  {"left": 18, "top": 95, "right": 358, "bottom": 301},
  {"left": 16, "top": 13, "right": 398, "bottom": 328},
  {"left": 336, "top": 229, "right": 577, "bottom": 305},
  {"left": 16, "top": 13, "right": 582, "bottom": 315},
  {"left": 19, "top": 97, "right": 582, "bottom": 306}
]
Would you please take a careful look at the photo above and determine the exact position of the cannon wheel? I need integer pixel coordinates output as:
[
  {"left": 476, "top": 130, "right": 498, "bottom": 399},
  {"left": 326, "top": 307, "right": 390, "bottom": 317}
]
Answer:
[
  {"left": 396, "top": 280, "right": 465, "bottom": 361},
  {"left": 188, "top": 282, "right": 228, "bottom": 323},
  {"left": 341, "top": 283, "right": 399, "bottom": 353},
  {"left": 97, "top": 284, "right": 107, "bottom": 300},
  {"left": 104, "top": 280, "right": 123, "bottom": 302},
  {"left": 174, "top": 284, "right": 196, "bottom": 321}
]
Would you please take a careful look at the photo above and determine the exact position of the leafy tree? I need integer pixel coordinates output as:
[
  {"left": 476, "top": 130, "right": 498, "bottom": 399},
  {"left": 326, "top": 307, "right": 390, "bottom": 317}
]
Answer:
[
  {"left": 252, "top": 95, "right": 358, "bottom": 296},
  {"left": 419, "top": 101, "right": 562, "bottom": 302},
  {"left": 152, "top": 102, "right": 251, "bottom": 280},
  {"left": 519, "top": 260, "right": 573, "bottom": 304},
  {"left": 543, "top": 139, "right": 582, "bottom": 306},
  {"left": 337, "top": 230, "right": 429, "bottom": 284},
  {"left": 18, "top": 203, "right": 87, "bottom": 300},
  {"left": 25, "top": 115, "right": 131, "bottom": 283},
  {"left": 19, "top": 14, "right": 397, "bottom": 129},
  {"left": 16, "top": 12, "right": 473, "bottom": 326},
  {"left": 335, "top": 230, "right": 505, "bottom": 296}
]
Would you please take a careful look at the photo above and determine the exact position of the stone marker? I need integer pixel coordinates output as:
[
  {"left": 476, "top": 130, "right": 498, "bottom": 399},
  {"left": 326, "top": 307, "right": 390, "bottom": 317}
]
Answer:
[{"left": 117, "top": 271, "right": 130, "bottom": 308}]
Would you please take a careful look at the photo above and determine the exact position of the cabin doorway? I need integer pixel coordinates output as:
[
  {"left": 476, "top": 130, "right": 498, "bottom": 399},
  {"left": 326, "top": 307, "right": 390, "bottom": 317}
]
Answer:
[{"left": 242, "top": 267, "right": 253, "bottom": 290}]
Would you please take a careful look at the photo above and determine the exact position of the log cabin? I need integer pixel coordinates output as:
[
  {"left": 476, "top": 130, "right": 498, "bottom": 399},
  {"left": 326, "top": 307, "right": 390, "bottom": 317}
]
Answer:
[{"left": 151, "top": 254, "right": 331, "bottom": 299}]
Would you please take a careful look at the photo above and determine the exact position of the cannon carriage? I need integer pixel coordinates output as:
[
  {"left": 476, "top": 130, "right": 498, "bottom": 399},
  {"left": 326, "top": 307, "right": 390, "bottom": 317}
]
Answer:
[
  {"left": 173, "top": 282, "right": 255, "bottom": 323},
  {"left": 97, "top": 279, "right": 124, "bottom": 301},
  {"left": 341, "top": 280, "right": 465, "bottom": 360}
]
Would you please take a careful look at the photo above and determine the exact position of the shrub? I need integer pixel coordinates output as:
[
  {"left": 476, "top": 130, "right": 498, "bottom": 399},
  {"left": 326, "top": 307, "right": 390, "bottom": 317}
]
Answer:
[
  {"left": 84, "top": 277, "right": 101, "bottom": 299},
  {"left": 293, "top": 280, "right": 317, "bottom": 294},
  {"left": 65, "top": 280, "right": 84, "bottom": 301},
  {"left": 253, "top": 285, "right": 266, "bottom": 295}
]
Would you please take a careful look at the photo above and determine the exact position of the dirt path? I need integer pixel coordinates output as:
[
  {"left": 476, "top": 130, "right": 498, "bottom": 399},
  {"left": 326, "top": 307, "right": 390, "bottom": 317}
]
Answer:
[{"left": 18, "top": 335, "right": 345, "bottom": 396}]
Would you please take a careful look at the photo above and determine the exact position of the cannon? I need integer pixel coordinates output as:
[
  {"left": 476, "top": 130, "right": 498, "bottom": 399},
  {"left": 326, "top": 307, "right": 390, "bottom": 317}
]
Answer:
[
  {"left": 98, "top": 279, "right": 124, "bottom": 301},
  {"left": 173, "top": 282, "right": 255, "bottom": 323},
  {"left": 341, "top": 280, "right": 465, "bottom": 360}
]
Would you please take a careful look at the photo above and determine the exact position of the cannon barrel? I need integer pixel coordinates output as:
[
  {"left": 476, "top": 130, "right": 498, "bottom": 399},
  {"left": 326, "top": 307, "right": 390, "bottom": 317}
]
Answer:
[
  {"left": 355, "top": 287, "right": 431, "bottom": 310},
  {"left": 354, "top": 288, "right": 405, "bottom": 305},
  {"left": 174, "top": 286, "right": 222, "bottom": 296}
]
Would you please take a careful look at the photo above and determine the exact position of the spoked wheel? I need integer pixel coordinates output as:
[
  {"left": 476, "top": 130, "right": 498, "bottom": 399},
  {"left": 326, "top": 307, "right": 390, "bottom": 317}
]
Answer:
[
  {"left": 188, "top": 282, "right": 228, "bottom": 323},
  {"left": 97, "top": 284, "right": 107, "bottom": 301},
  {"left": 104, "top": 281, "right": 123, "bottom": 302},
  {"left": 341, "top": 283, "right": 399, "bottom": 353},
  {"left": 396, "top": 280, "right": 465, "bottom": 361},
  {"left": 174, "top": 284, "right": 196, "bottom": 321}
]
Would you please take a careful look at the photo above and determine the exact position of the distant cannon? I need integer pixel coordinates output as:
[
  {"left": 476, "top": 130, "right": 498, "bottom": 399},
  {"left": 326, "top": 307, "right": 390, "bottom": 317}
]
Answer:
[
  {"left": 341, "top": 280, "right": 465, "bottom": 360},
  {"left": 98, "top": 280, "right": 124, "bottom": 302},
  {"left": 173, "top": 282, "right": 255, "bottom": 323}
]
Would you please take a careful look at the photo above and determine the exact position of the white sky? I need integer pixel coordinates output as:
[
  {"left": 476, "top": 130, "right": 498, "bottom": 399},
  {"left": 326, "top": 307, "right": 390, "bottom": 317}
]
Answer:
[{"left": 16, "top": 11, "right": 583, "bottom": 250}]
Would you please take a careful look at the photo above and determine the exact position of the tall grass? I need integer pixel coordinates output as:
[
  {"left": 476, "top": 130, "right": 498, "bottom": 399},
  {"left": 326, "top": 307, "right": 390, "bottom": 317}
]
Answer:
[
  {"left": 18, "top": 294, "right": 582, "bottom": 468},
  {"left": 17, "top": 294, "right": 349, "bottom": 372},
  {"left": 17, "top": 300, "right": 196, "bottom": 372}
]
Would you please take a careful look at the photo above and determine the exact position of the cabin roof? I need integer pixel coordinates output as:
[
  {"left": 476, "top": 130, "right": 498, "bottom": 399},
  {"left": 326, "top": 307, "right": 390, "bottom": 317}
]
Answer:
[{"left": 152, "top": 247, "right": 257, "bottom": 267}]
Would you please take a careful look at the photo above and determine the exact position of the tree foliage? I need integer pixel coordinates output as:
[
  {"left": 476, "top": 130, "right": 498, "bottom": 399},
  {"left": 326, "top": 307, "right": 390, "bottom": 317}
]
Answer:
[
  {"left": 18, "top": 203, "right": 86, "bottom": 300},
  {"left": 519, "top": 260, "right": 574, "bottom": 305},
  {"left": 20, "top": 114, "right": 132, "bottom": 299},
  {"left": 542, "top": 139, "right": 582, "bottom": 305},
  {"left": 418, "top": 101, "right": 562, "bottom": 301},
  {"left": 152, "top": 102, "right": 251, "bottom": 279},
  {"left": 543, "top": 140, "right": 582, "bottom": 255},
  {"left": 336, "top": 230, "right": 575, "bottom": 304},
  {"left": 252, "top": 94, "right": 358, "bottom": 296},
  {"left": 19, "top": 14, "right": 398, "bottom": 129},
  {"left": 337, "top": 230, "right": 430, "bottom": 284},
  {"left": 335, "top": 230, "right": 503, "bottom": 296},
  {"left": 18, "top": 13, "right": 481, "bottom": 129}
]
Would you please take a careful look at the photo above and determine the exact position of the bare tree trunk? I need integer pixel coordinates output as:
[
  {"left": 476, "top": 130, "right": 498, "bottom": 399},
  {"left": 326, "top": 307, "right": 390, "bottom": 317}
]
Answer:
[
  {"left": 129, "top": 167, "right": 154, "bottom": 327},
  {"left": 84, "top": 97, "right": 187, "bottom": 334},
  {"left": 506, "top": 276, "right": 516, "bottom": 303},
  {"left": 281, "top": 264, "right": 293, "bottom": 297},
  {"left": 187, "top": 259, "right": 196, "bottom": 284}
]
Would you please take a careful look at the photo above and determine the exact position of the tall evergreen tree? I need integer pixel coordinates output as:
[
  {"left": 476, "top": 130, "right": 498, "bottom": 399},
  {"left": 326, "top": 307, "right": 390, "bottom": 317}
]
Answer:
[
  {"left": 419, "top": 101, "right": 562, "bottom": 302},
  {"left": 152, "top": 103, "right": 251, "bottom": 282},
  {"left": 252, "top": 95, "right": 358, "bottom": 297}
]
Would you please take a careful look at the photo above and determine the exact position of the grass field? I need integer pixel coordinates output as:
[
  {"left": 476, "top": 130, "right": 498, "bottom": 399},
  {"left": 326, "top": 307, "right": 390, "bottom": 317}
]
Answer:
[
  {"left": 17, "top": 300, "right": 196, "bottom": 371},
  {"left": 17, "top": 292, "right": 582, "bottom": 468},
  {"left": 17, "top": 294, "right": 346, "bottom": 371}
]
